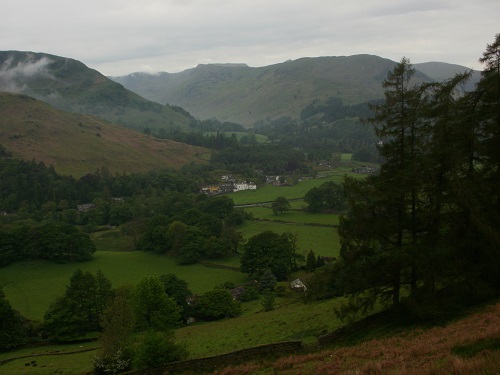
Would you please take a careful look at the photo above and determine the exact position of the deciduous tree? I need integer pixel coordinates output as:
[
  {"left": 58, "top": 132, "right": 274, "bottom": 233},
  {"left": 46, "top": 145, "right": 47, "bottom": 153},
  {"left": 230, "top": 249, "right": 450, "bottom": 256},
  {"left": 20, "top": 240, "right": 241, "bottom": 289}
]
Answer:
[
  {"left": 133, "top": 276, "right": 181, "bottom": 332},
  {"left": 271, "top": 196, "right": 291, "bottom": 214},
  {"left": 240, "top": 231, "right": 301, "bottom": 280},
  {"left": 194, "top": 290, "right": 241, "bottom": 321}
]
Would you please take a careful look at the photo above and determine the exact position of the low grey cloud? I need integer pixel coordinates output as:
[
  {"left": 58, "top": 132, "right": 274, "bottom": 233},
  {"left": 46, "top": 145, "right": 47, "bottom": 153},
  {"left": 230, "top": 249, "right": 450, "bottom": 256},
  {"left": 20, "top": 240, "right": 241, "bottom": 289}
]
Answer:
[
  {"left": 0, "top": 0, "right": 498, "bottom": 76},
  {"left": 0, "top": 55, "right": 53, "bottom": 93}
]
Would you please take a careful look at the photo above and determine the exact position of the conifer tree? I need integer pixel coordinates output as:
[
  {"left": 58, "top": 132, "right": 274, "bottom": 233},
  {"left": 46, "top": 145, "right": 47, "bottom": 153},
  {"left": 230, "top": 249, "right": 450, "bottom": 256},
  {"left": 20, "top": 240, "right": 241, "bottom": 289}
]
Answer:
[
  {"left": 305, "top": 250, "right": 317, "bottom": 272},
  {"left": 337, "top": 36, "right": 500, "bottom": 320}
]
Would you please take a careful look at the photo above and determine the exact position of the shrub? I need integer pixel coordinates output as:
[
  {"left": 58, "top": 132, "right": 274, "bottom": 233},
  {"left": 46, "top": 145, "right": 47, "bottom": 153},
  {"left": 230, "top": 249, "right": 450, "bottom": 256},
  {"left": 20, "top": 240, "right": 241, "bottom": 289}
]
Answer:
[
  {"left": 133, "top": 331, "right": 187, "bottom": 369},
  {"left": 195, "top": 290, "right": 242, "bottom": 321}
]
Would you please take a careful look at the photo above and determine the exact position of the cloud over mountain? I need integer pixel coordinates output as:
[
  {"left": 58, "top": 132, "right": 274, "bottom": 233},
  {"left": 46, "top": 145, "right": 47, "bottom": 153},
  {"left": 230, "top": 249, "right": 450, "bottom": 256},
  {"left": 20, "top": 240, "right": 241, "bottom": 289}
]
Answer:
[{"left": 0, "top": 54, "right": 54, "bottom": 93}]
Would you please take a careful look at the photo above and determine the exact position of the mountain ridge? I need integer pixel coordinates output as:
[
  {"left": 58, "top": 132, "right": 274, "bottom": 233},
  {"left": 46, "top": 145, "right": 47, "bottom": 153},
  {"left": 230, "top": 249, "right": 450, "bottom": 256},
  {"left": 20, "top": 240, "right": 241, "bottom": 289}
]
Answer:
[{"left": 112, "top": 54, "right": 479, "bottom": 126}]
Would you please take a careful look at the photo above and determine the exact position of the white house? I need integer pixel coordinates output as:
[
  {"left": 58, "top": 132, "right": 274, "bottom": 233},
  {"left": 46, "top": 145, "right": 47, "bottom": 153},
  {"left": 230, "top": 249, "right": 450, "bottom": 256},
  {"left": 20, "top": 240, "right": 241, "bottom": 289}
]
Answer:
[
  {"left": 233, "top": 182, "right": 257, "bottom": 191},
  {"left": 290, "top": 278, "right": 307, "bottom": 292}
]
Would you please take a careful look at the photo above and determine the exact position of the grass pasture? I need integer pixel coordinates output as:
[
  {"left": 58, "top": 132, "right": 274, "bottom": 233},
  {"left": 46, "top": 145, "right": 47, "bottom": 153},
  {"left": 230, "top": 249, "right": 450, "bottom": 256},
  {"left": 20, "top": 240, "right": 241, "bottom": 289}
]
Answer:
[
  {"left": 230, "top": 169, "right": 363, "bottom": 206},
  {"left": 91, "top": 229, "right": 136, "bottom": 252},
  {"left": 245, "top": 205, "right": 341, "bottom": 226},
  {"left": 230, "top": 178, "right": 340, "bottom": 205},
  {"left": 204, "top": 131, "right": 269, "bottom": 144},
  {"left": 0, "top": 251, "right": 247, "bottom": 322},
  {"left": 0, "top": 342, "right": 97, "bottom": 375},
  {"left": 239, "top": 220, "right": 340, "bottom": 259},
  {"left": 176, "top": 297, "right": 346, "bottom": 359}
]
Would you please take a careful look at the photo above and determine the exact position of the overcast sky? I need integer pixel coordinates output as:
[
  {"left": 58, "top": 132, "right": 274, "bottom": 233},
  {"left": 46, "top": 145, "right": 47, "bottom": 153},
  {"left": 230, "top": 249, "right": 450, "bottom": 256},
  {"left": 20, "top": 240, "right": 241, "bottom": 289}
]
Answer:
[{"left": 1, "top": 0, "right": 498, "bottom": 76}]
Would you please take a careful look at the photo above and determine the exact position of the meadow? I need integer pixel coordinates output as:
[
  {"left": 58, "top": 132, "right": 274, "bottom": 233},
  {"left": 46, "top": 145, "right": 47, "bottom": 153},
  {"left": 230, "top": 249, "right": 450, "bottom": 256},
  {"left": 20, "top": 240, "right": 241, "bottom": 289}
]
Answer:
[
  {"left": 229, "top": 159, "right": 367, "bottom": 206},
  {"left": 230, "top": 175, "right": 345, "bottom": 205},
  {"left": 0, "top": 251, "right": 247, "bottom": 322},
  {"left": 239, "top": 220, "right": 340, "bottom": 258},
  {"left": 244, "top": 204, "right": 341, "bottom": 226},
  {"left": 175, "top": 296, "right": 346, "bottom": 359},
  {"left": 204, "top": 131, "right": 269, "bottom": 144},
  {"left": 0, "top": 342, "right": 98, "bottom": 375}
]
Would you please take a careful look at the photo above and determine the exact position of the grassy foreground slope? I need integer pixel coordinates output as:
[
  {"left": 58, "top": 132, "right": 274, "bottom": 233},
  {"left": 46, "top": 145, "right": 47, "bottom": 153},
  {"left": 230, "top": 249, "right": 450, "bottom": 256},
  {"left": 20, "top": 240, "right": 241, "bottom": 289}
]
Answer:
[
  {"left": 1, "top": 299, "right": 498, "bottom": 374},
  {"left": 0, "top": 92, "right": 209, "bottom": 176},
  {"left": 209, "top": 301, "right": 500, "bottom": 375}
]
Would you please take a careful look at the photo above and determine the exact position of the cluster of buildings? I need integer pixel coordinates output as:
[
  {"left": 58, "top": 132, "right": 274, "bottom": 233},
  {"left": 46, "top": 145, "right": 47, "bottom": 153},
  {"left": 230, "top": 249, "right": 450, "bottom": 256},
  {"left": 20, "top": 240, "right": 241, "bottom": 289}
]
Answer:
[
  {"left": 351, "top": 166, "right": 378, "bottom": 174},
  {"left": 201, "top": 176, "right": 257, "bottom": 195}
]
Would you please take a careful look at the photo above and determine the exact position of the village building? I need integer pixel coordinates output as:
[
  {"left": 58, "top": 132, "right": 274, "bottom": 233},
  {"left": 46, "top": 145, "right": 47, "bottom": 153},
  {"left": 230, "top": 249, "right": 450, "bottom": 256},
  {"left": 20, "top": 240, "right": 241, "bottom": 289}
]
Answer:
[
  {"left": 229, "top": 286, "right": 246, "bottom": 300},
  {"left": 290, "top": 278, "right": 307, "bottom": 293},
  {"left": 201, "top": 178, "right": 257, "bottom": 195},
  {"left": 233, "top": 182, "right": 257, "bottom": 191},
  {"left": 76, "top": 203, "right": 95, "bottom": 212}
]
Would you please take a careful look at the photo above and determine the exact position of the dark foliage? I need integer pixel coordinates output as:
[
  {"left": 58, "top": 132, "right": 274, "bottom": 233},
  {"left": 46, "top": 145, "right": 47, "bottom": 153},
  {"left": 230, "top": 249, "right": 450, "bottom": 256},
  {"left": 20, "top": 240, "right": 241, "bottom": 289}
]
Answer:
[
  {"left": 304, "top": 181, "right": 345, "bottom": 211},
  {"left": 43, "top": 269, "right": 112, "bottom": 341},
  {"left": 240, "top": 231, "right": 302, "bottom": 280},
  {"left": 0, "top": 288, "right": 30, "bottom": 350},
  {"left": 337, "top": 36, "right": 500, "bottom": 321},
  {"left": 194, "top": 290, "right": 242, "bottom": 321}
]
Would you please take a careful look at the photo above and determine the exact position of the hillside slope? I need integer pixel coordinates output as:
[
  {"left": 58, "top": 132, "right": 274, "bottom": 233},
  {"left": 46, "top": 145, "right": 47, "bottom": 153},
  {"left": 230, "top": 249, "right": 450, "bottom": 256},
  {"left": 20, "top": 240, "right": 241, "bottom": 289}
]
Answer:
[
  {"left": 0, "top": 92, "right": 209, "bottom": 177},
  {"left": 210, "top": 302, "right": 500, "bottom": 375},
  {"left": 0, "top": 51, "right": 192, "bottom": 132}
]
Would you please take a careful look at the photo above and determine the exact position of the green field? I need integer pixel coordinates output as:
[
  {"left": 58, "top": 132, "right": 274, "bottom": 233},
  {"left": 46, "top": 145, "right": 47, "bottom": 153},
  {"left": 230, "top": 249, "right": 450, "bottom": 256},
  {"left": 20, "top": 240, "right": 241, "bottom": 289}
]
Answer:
[
  {"left": 0, "top": 251, "right": 247, "bottom": 321},
  {"left": 244, "top": 205, "right": 341, "bottom": 226},
  {"left": 0, "top": 342, "right": 97, "bottom": 375},
  {"left": 239, "top": 221, "right": 340, "bottom": 259},
  {"left": 176, "top": 296, "right": 346, "bottom": 359},
  {"left": 204, "top": 131, "right": 269, "bottom": 143},
  {"left": 230, "top": 169, "right": 361, "bottom": 205},
  {"left": 0, "top": 296, "right": 348, "bottom": 374}
]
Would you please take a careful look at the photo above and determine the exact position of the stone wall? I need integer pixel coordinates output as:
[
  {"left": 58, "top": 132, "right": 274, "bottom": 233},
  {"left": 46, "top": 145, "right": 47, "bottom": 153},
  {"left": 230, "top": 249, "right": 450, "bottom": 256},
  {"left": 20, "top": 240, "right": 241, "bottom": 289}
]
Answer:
[{"left": 124, "top": 340, "right": 303, "bottom": 374}]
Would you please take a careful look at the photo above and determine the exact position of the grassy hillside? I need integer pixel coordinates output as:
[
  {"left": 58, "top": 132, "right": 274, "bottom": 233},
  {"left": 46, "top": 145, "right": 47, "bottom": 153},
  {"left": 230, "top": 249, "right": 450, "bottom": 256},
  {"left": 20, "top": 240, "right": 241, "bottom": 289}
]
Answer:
[
  {"left": 1, "top": 291, "right": 498, "bottom": 374},
  {"left": 113, "top": 55, "right": 433, "bottom": 126},
  {"left": 0, "top": 51, "right": 192, "bottom": 132},
  {"left": 0, "top": 92, "right": 209, "bottom": 176},
  {"left": 207, "top": 301, "right": 500, "bottom": 375}
]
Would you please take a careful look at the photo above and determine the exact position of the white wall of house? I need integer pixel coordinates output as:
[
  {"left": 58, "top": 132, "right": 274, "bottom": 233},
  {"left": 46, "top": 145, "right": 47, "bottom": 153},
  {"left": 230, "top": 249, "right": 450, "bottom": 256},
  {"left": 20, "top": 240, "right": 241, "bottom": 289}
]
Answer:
[{"left": 233, "top": 182, "right": 257, "bottom": 191}]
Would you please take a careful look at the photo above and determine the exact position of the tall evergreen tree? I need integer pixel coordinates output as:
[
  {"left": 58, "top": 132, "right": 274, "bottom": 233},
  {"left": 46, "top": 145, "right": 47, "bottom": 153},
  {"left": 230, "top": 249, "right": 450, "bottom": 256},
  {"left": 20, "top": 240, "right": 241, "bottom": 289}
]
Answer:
[
  {"left": 359, "top": 57, "right": 427, "bottom": 307},
  {"left": 337, "top": 37, "right": 500, "bottom": 320},
  {"left": 43, "top": 270, "right": 112, "bottom": 341},
  {"left": 0, "top": 288, "right": 29, "bottom": 350},
  {"left": 416, "top": 72, "right": 472, "bottom": 299}
]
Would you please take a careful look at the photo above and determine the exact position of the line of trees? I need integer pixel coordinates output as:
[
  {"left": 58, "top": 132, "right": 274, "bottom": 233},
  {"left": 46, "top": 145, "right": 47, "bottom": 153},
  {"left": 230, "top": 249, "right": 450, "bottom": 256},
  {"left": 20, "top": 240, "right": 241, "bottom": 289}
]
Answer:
[
  {"left": 1, "top": 269, "right": 243, "bottom": 371},
  {"left": 336, "top": 34, "right": 500, "bottom": 319},
  {"left": 0, "top": 222, "right": 95, "bottom": 265}
]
